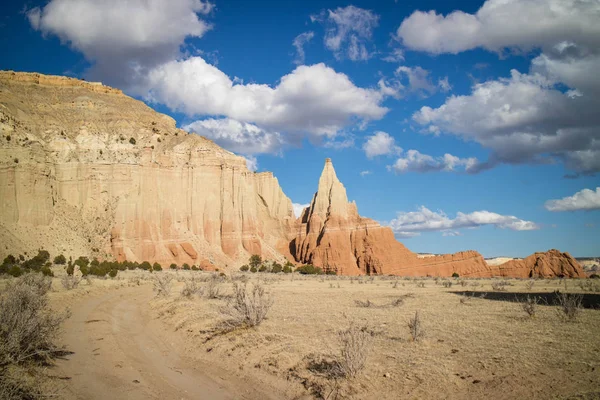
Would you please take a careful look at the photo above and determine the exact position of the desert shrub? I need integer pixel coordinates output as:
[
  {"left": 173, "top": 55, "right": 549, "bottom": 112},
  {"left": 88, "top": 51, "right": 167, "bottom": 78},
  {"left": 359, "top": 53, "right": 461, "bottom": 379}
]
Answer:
[
  {"left": 271, "top": 263, "right": 282, "bottom": 273},
  {"left": 249, "top": 254, "right": 262, "bottom": 269},
  {"left": 283, "top": 265, "right": 292, "bottom": 274},
  {"left": 21, "top": 250, "right": 50, "bottom": 272},
  {"left": 129, "top": 137, "right": 136, "bottom": 145},
  {"left": 240, "top": 265, "right": 249, "bottom": 272},
  {"left": 181, "top": 277, "right": 201, "bottom": 298},
  {"left": 74, "top": 256, "right": 89, "bottom": 269},
  {"left": 169, "top": 263, "right": 177, "bottom": 270},
  {"left": 153, "top": 274, "right": 173, "bottom": 297},
  {"left": 139, "top": 261, "right": 152, "bottom": 271},
  {"left": 491, "top": 281, "right": 508, "bottom": 291},
  {"left": 182, "top": 263, "right": 191, "bottom": 271},
  {"left": 525, "top": 280, "right": 535, "bottom": 290},
  {"left": 53, "top": 254, "right": 66, "bottom": 265},
  {"left": 258, "top": 265, "right": 267, "bottom": 273},
  {"left": 441, "top": 280, "right": 452, "bottom": 288},
  {"left": 452, "top": 272, "right": 460, "bottom": 278},
  {"left": 335, "top": 322, "right": 373, "bottom": 378},
  {"left": 205, "top": 276, "right": 223, "bottom": 299},
  {"left": 520, "top": 295, "right": 539, "bottom": 318},
  {"left": 61, "top": 274, "right": 80, "bottom": 290},
  {"left": 40, "top": 266, "right": 53, "bottom": 277},
  {"left": 250, "top": 266, "right": 257, "bottom": 273},
  {"left": 416, "top": 281, "right": 425, "bottom": 288},
  {"left": 8, "top": 265, "right": 23, "bottom": 277},
  {"left": 0, "top": 273, "right": 68, "bottom": 378},
  {"left": 191, "top": 265, "right": 199, "bottom": 271},
  {"left": 555, "top": 292, "right": 583, "bottom": 321},
  {"left": 220, "top": 282, "right": 273, "bottom": 330},
  {"left": 296, "top": 264, "right": 324, "bottom": 275},
  {"left": 153, "top": 263, "right": 162, "bottom": 272},
  {"left": 108, "top": 269, "right": 118, "bottom": 278},
  {"left": 408, "top": 311, "right": 425, "bottom": 341},
  {"left": 354, "top": 299, "right": 374, "bottom": 308}
]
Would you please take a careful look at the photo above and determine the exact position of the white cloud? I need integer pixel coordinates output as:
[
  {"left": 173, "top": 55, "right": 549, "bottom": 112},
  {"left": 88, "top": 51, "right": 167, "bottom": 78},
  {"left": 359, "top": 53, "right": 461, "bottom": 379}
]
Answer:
[
  {"left": 28, "top": 0, "right": 213, "bottom": 88},
  {"left": 360, "top": 170, "right": 372, "bottom": 177},
  {"left": 387, "top": 206, "right": 539, "bottom": 236},
  {"left": 442, "top": 230, "right": 462, "bottom": 237},
  {"left": 292, "top": 203, "right": 310, "bottom": 218},
  {"left": 438, "top": 76, "right": 452, "bottom": 92},
  {"left": 545, "top": 187, "right": 600, "bottom": 212},
  {"left": 292, "top": 31, "right": 315, "bottom": 65},
  {"left": 396, "top": 66, "right": 436, "bottom": 96},
  {"left": 396, "top": 0, "right": 600, "bottom": 55},
  {"left": 389, "top": 150, "right": 478, "bottom": 173},
  {"left": 382, "top": 48, "right": 405, "bottom": 63},
  {"left": 146, "top": 58, "right": 388, "bottom": 139},
  {"left": 313, "top": 6, "right": 379, "bottom": 61},
  {"left": 183, "top": 118, "right": 283, "bottom": 155},
  {"left": 244, "top": 155, "right": 258, "bottom": 172},
  {"left": 362, "top": 131, "right": 401, "bottom": 158}
]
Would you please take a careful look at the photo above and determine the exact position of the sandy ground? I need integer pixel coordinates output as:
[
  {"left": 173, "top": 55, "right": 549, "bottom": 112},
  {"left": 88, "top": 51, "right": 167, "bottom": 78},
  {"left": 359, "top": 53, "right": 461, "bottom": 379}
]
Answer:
[{"left": 38, "top": 272, "right": 600, "bottom": 399}]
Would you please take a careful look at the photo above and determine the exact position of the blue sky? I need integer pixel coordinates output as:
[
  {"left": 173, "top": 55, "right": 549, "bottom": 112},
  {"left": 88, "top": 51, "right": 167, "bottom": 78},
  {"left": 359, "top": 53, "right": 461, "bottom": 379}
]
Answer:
[{"left": 1, "top": 0, "right": 599, "bottom": 257}]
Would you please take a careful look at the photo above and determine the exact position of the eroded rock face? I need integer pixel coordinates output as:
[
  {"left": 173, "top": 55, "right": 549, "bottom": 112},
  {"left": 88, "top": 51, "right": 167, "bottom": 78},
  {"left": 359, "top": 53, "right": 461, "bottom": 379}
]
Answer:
[
  {"left": 0, "top": 72, "right": 585, "bottom": 278},
  {"left": 291, "top": 159, "right": 584, "bottom": 278},
  {"left": 493, "top": 250, "right": 585, "bottom": 278},
  {"left": 0, "top": 71, "right": 294, "bottom": 266}
]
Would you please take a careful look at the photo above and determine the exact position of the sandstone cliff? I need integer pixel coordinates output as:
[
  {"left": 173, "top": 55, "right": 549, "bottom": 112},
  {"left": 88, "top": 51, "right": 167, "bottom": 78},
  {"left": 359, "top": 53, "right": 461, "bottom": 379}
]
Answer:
[
  {"left": 291, "top": 159, "right": 584, "bottom": 278},
  {"left": 0, "top": 71, "right": 584, "bottom": 278},
  {"left": 0, "top": 71, "right": 294, "bottom": 267}
]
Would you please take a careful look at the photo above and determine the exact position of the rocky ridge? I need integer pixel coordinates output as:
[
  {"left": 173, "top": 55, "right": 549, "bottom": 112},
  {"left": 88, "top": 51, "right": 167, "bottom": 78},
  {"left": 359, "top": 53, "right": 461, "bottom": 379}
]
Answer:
[{"left": 0, "top": 71, "right": 585, "bottom": 278}]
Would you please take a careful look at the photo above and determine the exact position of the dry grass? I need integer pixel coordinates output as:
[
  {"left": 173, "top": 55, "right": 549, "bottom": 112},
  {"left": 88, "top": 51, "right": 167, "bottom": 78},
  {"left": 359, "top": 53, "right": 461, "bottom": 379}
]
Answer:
[
  {"left": 147, "top": 275, "right": 600, "bottom": 399},
  {"left": 153, "top": 274, "right": 173, "bottom": 297},
  {"left": 0, "top": 274, "right": 69, "bottom": 399},
  {"left": 218, "top": 282, "right": 273, "bottom": 331},
  {"left": 336, "top": 322, "right": 373, "bottom": 378},
  {"left": 520, "top": 295, "right": 539, "bottom": 318},
  {"left": 408, "top": 310, "right": 425, "bottom": 341},
  {"left": 554, "top": 292, "right": 583, "bottom": 321},
  {"left": 61, "top": 274, "right": 81, "bottom": 290}
]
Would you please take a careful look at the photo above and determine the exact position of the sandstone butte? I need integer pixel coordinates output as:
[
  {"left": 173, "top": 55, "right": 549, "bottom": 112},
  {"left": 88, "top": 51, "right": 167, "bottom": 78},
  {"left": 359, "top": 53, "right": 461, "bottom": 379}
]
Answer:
[{"left": 0, "top": 71, "right": 585, "bottom": 278}]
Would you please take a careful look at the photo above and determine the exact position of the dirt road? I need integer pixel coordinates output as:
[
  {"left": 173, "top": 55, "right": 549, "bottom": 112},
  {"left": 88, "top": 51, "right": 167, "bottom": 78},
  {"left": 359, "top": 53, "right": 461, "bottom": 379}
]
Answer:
[{"left": 54, "top": 286, "right": 277, "bottom": 400}]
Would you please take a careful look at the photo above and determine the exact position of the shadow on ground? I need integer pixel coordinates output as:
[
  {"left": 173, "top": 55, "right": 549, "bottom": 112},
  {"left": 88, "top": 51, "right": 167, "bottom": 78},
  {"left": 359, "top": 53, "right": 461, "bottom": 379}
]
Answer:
[{"left": 451, "top": 291, "right": 600, "bottom": 309}]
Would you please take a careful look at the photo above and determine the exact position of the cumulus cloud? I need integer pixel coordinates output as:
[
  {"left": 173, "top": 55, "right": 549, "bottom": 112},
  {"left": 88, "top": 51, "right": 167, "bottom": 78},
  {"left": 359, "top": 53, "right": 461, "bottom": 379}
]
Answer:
[
  {"left": 292, "top": 203, "right": 310, "bottom": 218},
  {"left": 146, "top": 58, "right": 387, "bottom": 140},
  {"left": 292, "top": 31, "right": 315, "bottom": 65},
  {"left": 312, "top": 6, "right": 379, "bottom": 61},
  {"left": 183, "top": 118, "right": 283, "bottom": 155},
  {"left": 544, "top": 187, "right": 600, "bottom": 212},
  {"left": 396, "top": 0, "right": 600, "bottom": 54},
  {"left": 28, "top": 0, "right": 213, "bottom": 89},
  {"left": 405, "top": 0, "right": 600, "bottom": 174},
  {"left": 387, "top": 206, "right": 539, "bottom": 236},
  {"left": 389, "top": 150, "right": 479, "bottom": 173},
  {"left": 377, "top": 65, "right": 440, "bottom": 99},
  {"left": 362, "top": 131, "right": 401, "bottom": 158}
]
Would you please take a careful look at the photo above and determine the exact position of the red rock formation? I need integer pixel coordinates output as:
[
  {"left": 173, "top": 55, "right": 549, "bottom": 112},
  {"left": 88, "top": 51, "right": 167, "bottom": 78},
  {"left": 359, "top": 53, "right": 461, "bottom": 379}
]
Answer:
[
  {"left": 492, "top": 250, "right": 585, "bottom": 278},
  {"left": 291, "top": 159, "right": 585, "bottom": 278}
]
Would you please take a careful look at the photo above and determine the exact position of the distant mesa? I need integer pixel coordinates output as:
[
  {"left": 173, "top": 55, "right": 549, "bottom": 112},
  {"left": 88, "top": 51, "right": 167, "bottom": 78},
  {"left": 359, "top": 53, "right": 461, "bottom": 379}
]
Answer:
[{"left": 0, "top": 71, "right": 585, "bottom": 278}]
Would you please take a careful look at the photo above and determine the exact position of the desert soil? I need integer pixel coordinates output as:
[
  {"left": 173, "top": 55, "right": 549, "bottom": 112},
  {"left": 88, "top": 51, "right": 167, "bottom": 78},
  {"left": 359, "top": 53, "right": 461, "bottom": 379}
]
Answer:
[
  {"left": 46, "top": 272, "right": 600, "bottom": 399},
  {"left": 51, "top": 284, "right": 282, "bottom": 400}
]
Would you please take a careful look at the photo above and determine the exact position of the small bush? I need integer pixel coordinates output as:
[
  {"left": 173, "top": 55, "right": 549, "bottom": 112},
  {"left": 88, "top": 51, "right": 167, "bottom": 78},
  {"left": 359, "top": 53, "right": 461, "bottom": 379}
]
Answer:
[
  {"left": 491, "top": 281, "right": 508, "bottom": 291},
  {"left": 555, "top": 292, "right": 583, "bottom": 321},
  {"left": 153, "top": 275, "right": 173, "bottom": 297},
  {"left": 249, "top": 254, "right": 262, "bottom": 269},
  {"left": 129, "top": 137, "right": 136, "bottom": 145},
  {"left": 108, "top": 269, "right": 118, "bottom": 278},
  {"left": 271, "top": 263, "right": 282, "bottom": 273},
  {"left": 441, "top": 280, "right": 452, "bottom": 288},
  {"left": 205, "top": 276, "right": 222, "bottom": 299},
  {"left": 258, "top": 265, "right": 267, "bottom": 273},
  {"left": 40, "top": 266, "right": 53, "bottom": 277},
  {"left": 181, "top": 277, "right": 200, "bottom": 298},
  {"left": 283, "top": 265, "right": 292, "bottom": 274},
  {"left": 240, "top": 265, "right": 249, "bottom": 272},
  {"left": 53, "top": 254, "right": 66, "bottom": 265},
  {"left": 182, "top": 263, "right": 191, "bottom": 271},
  {"left": 408, "top": 311, "right": 425, "bottom": 342},
  {"left": 335, "top": 322, "right": 373, "bottom": 378},
  {"left": 169, "top": 263, "right": 177, "bottom": 270},
  {"left": 520, "top": 295, "right": 539, "bottom": 318},
  {"left": 220, "top": 282, "right": 273, "bottom": 330},
  {"left": 296, "top": 264, "right": 324, "bottom": 275},
  {"left": 452, "top": 272, "right": 460, "bottom": 278},
  {"left": 153, "top": 263, "right": 162, "bottom": 272},
  {"left": 61, "top": 274, "right": 80, "bottom": 290},
  {"left": 0, "top": 274, "right": 68, "bottom": 399},
  {"left": 8, "top": 265, "right": 22, "bottom": 277},
  {"left": 250, "top": 266, "right": 257, "bottom": 273}
]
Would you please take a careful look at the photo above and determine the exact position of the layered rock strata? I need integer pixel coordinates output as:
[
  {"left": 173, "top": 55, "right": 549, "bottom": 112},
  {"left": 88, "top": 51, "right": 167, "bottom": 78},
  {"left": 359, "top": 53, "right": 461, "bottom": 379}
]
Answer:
[{"left": 0, "top": 71, "right": 294, "bottom": 267}]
